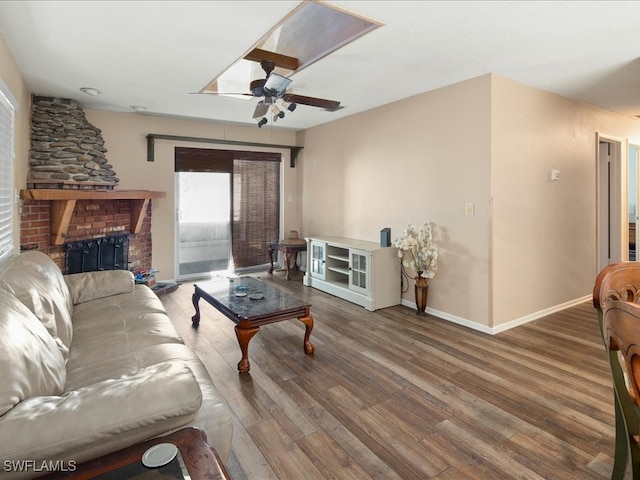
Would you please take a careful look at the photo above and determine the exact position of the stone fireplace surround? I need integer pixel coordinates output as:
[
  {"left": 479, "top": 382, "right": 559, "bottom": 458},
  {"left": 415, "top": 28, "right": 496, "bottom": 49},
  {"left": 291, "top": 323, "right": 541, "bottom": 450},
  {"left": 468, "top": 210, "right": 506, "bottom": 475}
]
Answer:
[
  {"left": 29, "top": 96, "right": 118, "bottom": 187},
  {"left": 20, "top": 96, "right": 165, "bottom": 273}
]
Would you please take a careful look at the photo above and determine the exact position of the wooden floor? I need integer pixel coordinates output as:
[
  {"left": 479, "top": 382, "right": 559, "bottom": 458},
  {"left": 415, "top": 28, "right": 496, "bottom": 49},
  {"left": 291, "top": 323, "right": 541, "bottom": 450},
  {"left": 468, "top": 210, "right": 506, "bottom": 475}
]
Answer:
[{"left": 160, "top": 270, "right": 618, "bottom": 480}]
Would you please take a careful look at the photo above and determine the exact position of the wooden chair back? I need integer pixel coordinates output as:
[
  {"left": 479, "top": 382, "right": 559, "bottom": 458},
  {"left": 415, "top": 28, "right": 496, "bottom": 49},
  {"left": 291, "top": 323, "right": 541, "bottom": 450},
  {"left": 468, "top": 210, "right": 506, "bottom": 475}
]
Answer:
[
  {"left": 594, "top": 262, "right": 640, "bottom": 333},
  {"left": 594, "top": 262, "right": 640, "bottom": 309},
  {"left": 602, "top": 300, "right": 640, "bottom": 479}
]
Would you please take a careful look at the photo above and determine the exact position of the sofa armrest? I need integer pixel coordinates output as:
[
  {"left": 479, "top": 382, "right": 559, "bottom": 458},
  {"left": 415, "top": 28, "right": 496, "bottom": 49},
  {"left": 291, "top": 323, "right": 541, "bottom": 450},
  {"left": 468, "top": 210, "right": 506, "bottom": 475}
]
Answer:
[
  {"left": 0, "top": 361, "right": 202, "bottom": 462},
  {"left": 64, "top": 270, "right": 135, "bottom": 304}
]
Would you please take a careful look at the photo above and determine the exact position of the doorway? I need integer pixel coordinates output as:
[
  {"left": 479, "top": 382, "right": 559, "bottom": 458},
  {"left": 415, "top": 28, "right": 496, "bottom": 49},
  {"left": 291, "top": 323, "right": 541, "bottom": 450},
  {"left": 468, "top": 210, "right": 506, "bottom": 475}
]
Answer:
[
  {"left": 629, "top": 144, "right": 640, "bottom": 261},
  {"left": 175, "top": 171, "right": 231, "bottom": 280},
  {"left": 596, "top": 135, "right": 623, "bottom": 272}
]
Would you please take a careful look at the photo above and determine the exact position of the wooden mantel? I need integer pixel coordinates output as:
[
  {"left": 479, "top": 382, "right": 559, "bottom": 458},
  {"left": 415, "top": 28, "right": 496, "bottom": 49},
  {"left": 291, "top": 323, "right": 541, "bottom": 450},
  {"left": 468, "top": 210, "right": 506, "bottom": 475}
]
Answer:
[{"left": 20, "top": 189, "right": 166, "bottom": 245}]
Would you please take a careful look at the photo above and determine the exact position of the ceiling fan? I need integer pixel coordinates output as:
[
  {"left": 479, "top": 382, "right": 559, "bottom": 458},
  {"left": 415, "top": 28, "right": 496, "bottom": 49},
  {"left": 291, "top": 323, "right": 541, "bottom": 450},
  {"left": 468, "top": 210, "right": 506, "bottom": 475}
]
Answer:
[
  {"left": 249, "top": 60, "right": 341, "bottom": 125},
  {"left": 198, "top": 49, "right": 342, "bottom": 127}
]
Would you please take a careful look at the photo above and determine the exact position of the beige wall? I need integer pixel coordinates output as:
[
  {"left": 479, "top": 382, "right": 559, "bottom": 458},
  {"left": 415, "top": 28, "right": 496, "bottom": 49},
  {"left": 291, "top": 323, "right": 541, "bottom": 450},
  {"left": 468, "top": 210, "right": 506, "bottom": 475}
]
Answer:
[
  {"left": 299, "top": 73, "right": 640, "bottom": 331},
  {"left": 84, "top": 111, "right": 299, "bottom": 280},
  {"left": 298, "top": 75, "right": 493, "bottom": 327},
  {"left": 491, "top": 74, "right": 640, "bottom": 328},
  {"left": 0, "top": 33, "right": 31, "bottom": 255}
]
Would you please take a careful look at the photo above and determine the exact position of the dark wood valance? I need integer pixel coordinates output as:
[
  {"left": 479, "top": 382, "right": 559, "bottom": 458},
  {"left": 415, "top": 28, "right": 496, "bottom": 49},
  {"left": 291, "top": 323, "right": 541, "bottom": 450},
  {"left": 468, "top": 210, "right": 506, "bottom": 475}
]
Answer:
[
  {"left": 175, "top": 147, "right": 281, "bottom": 173},
  {"left": 146, "top": 133, "right": 302, "bottom": 167}
]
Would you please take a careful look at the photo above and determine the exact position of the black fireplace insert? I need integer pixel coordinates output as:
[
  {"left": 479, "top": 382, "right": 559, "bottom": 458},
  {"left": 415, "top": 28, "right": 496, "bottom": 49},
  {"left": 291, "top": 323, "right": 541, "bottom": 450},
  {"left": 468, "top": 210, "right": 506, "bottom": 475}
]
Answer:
[{"left": 65, "top": 233, "right": 130, "bottom": 274}]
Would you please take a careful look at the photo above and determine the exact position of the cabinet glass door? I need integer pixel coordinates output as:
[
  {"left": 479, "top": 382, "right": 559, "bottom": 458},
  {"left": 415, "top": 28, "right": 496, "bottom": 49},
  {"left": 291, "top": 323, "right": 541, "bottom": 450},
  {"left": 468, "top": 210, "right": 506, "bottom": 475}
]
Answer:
[
  {"left": 310, "top": 241, "right": 326, "bottom": 279},
  {"left": 349, "top": 250, "right": 369, "bottom": 293}
]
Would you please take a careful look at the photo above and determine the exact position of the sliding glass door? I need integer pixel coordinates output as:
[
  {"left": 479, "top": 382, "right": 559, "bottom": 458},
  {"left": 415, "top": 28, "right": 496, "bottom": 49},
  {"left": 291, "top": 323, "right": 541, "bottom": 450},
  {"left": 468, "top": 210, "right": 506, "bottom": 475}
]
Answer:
[
  {"left": 174, "top": 147, "right": 281, "bottom": 279},
  {"left": 176, "top": 172, "right": 231, "bottom": 279}
]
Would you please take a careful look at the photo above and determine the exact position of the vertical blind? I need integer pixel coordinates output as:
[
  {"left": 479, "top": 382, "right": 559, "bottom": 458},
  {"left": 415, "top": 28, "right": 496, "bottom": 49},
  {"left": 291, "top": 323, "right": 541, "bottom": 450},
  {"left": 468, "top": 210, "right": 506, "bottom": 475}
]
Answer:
[
  {"left": 0, "top": 86, "right": 15, "bottom": 261},
  {"left": 175, "top": 147, "right": 281, "bottom": 269}
]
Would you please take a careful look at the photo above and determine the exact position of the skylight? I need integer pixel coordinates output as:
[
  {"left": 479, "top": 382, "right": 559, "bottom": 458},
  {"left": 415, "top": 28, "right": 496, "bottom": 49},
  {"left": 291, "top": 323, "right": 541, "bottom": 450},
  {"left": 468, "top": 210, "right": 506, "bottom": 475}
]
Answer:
[{"left": 202, "top": 1, "right": 382, "bottom": 96}]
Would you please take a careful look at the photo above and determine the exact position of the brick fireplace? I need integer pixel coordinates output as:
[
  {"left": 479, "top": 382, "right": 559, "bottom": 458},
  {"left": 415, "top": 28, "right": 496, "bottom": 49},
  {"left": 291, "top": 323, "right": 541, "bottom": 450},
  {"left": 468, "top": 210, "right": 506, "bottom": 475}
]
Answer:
[
  {"left": 20, "top": 96, "right": 164, "bottom": 274},
  {"left": 20, "top": 197, "right": 152, "bottom": 273}
]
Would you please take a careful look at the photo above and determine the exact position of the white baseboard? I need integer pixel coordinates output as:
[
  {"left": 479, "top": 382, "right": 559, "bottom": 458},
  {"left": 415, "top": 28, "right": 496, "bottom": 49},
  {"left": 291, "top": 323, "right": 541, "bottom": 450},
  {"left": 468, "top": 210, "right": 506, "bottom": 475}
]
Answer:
[{"left": 400, "top": 294, "right": 592, "bottom": 335}]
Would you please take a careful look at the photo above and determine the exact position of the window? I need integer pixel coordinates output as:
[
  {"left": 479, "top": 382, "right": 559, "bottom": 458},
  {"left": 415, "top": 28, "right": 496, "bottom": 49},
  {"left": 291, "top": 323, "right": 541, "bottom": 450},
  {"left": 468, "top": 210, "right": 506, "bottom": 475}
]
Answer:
[{"left": 0, "top": 81, "right": 16, "bottom": 261}]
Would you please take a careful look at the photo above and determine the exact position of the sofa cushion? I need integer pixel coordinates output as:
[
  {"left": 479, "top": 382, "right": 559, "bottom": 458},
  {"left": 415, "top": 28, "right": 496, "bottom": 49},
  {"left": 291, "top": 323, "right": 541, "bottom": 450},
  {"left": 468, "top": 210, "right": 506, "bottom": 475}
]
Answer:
[
  {"left": 0, "top": 289, "right": 66, "bottom": 416},
  {"left": 0, "top": 251, "right": 73, "bottom": 360},
  {"left": 0, "top": 361, "right": 202, "bottom": 464},
  {"left": 64, "top": 269, "right": 135, "bottom": 304},
  {"left": 65, "top": 285, "right": 184, "bottom": 376}
]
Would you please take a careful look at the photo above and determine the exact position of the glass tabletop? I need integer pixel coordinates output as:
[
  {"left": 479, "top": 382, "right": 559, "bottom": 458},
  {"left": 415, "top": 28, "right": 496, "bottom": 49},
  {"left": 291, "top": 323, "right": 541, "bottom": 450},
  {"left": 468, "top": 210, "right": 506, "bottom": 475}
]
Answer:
[{"left": 195, "top": 276, "right": 310, "bottom": 321}]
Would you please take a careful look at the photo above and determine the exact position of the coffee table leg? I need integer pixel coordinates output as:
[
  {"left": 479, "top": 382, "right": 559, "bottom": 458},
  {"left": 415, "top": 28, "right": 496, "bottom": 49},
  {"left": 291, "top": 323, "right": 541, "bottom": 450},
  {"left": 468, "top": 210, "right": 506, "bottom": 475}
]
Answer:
[
  {"left": 235, "top": 325, "right": 259, "bottom": 373},
  {"left": 191, "top": 290, "right": 202, "bottom": 328},
  {"left": 298, "top": 314, "right": 315, "bottom": 354}
]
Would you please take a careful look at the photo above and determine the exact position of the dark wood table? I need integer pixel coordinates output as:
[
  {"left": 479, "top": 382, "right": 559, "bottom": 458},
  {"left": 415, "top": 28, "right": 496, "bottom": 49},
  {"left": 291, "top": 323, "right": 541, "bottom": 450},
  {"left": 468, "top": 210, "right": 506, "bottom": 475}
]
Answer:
[
  {"left": 191, "top": 276, "right": 314, "bottom": 373},
  {"left": 39, "top": 427, "right": 232, "bottom": 479},
  {"left": 268, "top": 242, "right": 307, "bottom": 280}
]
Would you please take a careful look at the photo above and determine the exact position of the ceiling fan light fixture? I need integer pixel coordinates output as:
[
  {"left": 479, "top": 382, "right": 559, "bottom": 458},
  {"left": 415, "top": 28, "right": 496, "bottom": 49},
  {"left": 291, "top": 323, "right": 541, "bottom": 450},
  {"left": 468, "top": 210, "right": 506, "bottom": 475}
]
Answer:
[
  {"left": 253, "top": 101, "right": 269, "bottom": 119},
  {"left": 264, "top": 73, "right": 292, "bottom": 97},
  {"left": 271, "top": 104, "right": 285, "bottom": 119},
  {"left": 282, "top": 101, "right": 297, "bottom": 112}
]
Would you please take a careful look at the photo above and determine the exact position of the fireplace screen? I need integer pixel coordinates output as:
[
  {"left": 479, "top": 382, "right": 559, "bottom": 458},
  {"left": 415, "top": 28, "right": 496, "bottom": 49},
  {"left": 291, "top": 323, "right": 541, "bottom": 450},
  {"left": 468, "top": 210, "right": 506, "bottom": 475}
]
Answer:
[{"left": 65, "top": 234, "right": 130, "bottom": 274}]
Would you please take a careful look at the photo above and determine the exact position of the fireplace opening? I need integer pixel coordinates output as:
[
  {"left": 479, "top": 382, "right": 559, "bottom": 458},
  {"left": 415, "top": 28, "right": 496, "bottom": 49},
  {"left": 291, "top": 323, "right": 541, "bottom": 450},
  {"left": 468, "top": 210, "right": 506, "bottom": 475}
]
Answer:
[{"left": 65, "top": 233, "right": 130, "bottom": 274}]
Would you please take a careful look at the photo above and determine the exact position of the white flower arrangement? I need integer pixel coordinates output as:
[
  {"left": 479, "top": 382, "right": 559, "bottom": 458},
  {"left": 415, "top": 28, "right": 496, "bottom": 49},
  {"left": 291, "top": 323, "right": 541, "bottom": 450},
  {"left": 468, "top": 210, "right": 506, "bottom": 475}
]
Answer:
[{"left": 393, "top": 222, "right": 438, "bottom": 279}]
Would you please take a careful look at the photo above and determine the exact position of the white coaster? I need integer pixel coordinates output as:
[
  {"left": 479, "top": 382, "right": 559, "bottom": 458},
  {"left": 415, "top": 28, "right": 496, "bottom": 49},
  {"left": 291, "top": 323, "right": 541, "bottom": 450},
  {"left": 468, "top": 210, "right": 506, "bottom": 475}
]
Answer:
[{"left": 141, "top": 443, "right": 178, "bottom": 468}]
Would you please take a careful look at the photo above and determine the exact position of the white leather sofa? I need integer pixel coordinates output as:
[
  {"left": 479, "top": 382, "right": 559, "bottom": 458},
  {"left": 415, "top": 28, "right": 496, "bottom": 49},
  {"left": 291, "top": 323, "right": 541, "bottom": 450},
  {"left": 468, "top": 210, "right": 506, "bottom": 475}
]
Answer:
[{"left": 0, "top": 250, "right": 233, "bottom": 479}]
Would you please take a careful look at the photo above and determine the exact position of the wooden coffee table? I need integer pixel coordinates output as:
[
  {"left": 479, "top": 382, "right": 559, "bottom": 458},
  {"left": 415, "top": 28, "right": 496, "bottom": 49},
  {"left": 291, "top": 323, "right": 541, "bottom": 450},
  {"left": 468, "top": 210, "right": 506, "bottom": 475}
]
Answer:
[
  {"left": 40, "top": 427, "right": 232, "bottom": 479},
  {"left": 191, "top": 276, "right": 315, "bottom": 373}
]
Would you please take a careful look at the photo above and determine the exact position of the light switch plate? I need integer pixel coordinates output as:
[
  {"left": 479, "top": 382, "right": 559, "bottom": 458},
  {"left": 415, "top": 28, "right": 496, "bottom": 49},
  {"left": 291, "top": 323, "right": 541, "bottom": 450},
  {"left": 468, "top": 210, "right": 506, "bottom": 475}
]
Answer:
[{"left": 465, "top": 203, "right": 475, "bottom": 216}]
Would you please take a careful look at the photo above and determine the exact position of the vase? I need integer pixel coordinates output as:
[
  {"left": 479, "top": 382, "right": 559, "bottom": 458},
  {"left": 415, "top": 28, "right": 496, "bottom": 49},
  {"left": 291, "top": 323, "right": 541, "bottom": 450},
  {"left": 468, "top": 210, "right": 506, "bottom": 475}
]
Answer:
[{"left": 414, "top": 271, "right": 429, "bottom": 316}]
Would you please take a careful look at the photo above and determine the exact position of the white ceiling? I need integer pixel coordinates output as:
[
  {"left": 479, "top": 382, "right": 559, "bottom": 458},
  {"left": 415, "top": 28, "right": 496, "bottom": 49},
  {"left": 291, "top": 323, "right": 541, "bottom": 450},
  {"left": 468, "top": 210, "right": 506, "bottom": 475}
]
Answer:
[{"left": 1, "top": 1, "right": 639, "bottom": 131}]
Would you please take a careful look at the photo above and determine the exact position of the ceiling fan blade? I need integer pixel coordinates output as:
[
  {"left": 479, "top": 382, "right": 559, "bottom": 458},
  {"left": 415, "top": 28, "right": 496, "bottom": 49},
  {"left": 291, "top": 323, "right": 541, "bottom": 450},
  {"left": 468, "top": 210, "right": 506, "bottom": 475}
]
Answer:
[
  {"left": 282, "top": 93, "right": 341, "bottom": 111},
  {"left": 190, "top": 91, "right": 255, "bottom": 98},
  {"left": 243, "top": 48, "right": 299, "bottom": 71}
]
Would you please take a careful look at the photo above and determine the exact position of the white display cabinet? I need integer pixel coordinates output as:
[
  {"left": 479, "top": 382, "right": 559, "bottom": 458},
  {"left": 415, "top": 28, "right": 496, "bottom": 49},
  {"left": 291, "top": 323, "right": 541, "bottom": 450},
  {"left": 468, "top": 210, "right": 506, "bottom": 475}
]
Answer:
[{"left": 303, "top": 236, "right": 401, "bottom": 311}]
